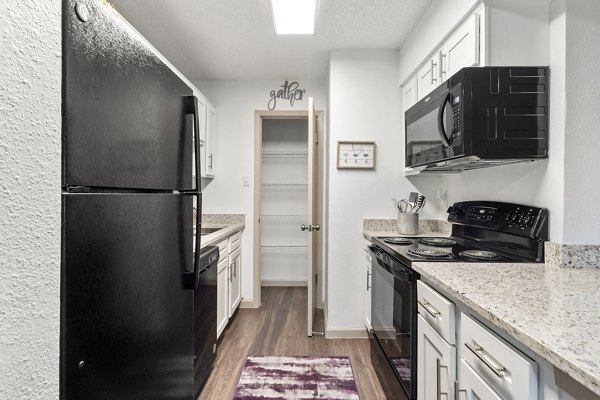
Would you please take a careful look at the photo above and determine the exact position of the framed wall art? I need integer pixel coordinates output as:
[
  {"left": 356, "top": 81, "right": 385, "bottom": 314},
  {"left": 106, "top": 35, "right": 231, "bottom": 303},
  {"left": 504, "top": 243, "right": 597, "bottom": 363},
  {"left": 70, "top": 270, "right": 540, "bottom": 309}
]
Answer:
[{"left": 337, "top": 141, "right": 376, "bottom": 169}]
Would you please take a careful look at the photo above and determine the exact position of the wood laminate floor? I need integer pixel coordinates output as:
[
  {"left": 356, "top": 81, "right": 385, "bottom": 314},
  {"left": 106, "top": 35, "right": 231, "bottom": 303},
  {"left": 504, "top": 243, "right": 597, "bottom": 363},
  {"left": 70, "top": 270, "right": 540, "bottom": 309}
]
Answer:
[{"left": 199, "top": 286, "right": 387, "bottom": 400}]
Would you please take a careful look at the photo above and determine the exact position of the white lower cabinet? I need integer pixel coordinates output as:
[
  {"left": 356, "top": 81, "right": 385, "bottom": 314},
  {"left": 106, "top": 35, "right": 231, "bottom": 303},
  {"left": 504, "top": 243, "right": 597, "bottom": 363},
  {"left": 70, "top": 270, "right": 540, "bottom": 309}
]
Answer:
[
  {"left": 215, "top": 231, "right": 243, "bottom": 339},
  {"left": 458, "top": 359, "right": 502, "bottom": 400},
  {"left": 216, "top": 256, "right": 229, "bottom": 338},
  {"left": 228, "top": 246, "right": 242, "bottom": 317},
  {"left": 459, "top": 313, "right": 537, "bottom": 400},
  {"left": 417, "top": 314, "right": 456, "bottom": 400}
]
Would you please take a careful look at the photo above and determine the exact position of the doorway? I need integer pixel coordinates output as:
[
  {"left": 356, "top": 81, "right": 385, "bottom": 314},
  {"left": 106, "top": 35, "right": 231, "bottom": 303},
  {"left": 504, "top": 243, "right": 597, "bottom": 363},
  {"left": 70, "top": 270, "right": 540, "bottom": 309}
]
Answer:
[{"left": 252, "top": 104, "right": 325, "bottom": 336}]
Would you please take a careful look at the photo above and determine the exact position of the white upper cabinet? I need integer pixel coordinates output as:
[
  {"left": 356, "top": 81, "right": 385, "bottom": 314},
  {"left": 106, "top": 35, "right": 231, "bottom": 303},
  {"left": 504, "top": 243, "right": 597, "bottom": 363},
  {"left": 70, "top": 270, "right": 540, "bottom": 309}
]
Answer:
[
  {"left": 403, "top": 76, "right": 418, "bottom": 112},
  {"left": 205, "top": 103, "right": 217, "bottom": 178},
  {"left": 416, "top": 54, "right": 440, "bottom": 101},
  {"left": 440, "top": 12, "right": 481, "bottom": 82},
  {"left": 401, "top": 1, "right": 549, "bottom": 107}
]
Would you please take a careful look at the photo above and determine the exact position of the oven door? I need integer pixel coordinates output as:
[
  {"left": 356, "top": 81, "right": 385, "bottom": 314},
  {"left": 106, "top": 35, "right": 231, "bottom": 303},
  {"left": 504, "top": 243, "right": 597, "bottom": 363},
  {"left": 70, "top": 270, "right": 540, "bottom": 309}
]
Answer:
[
  {"left": 371, "top": 249, "right": 417, "bottom": 399},
  {"left": 405, "top": 82, "right": 463, "bottom": 168}
]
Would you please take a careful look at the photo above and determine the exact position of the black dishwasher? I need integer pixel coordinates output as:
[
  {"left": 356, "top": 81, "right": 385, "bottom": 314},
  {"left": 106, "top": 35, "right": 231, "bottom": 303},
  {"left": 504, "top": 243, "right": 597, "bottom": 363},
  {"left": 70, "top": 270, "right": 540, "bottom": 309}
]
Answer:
[
  {"left": 194, "top": 246, "right": 219, "bottom": 398},
  {"left": 369, "top": 245, "right": 418, "bottom": 400}
]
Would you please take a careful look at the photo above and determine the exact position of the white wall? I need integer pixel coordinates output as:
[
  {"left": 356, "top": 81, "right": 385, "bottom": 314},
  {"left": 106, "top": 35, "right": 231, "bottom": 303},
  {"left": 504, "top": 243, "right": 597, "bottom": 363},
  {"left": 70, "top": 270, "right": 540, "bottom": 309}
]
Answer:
[
  {"left": 0, "top": 1, "right": 61, "bottom": 398},
  {"left": 562, "top": 0, "right": 600, "bottom": 244},
  {"left": 327, "top": 51, "right": 432, "bottom": 330},
  {"left": 193, "top": 80, "right": 326, "bottom": 302}
]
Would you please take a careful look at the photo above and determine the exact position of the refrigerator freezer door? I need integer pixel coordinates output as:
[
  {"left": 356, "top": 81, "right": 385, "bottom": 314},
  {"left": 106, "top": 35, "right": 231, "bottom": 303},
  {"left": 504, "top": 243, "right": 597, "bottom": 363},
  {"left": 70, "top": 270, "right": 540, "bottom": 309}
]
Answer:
[
  {"left": 63, "top": 0, "right": 193, "bottom": 190},
  {"left": 61, "top": 193, "right": 194, "bottom": 400}
]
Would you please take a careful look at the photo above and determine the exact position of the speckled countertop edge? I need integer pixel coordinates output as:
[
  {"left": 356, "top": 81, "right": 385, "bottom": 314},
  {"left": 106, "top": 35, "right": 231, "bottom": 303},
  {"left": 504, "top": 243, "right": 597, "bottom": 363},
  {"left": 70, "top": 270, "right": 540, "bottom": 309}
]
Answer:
[
  {"left": 363, "top": 218, "right": 451, "bottom": 240},
  {"left": 412, "top": 262, "right": 600, "bottom": 396},
  {"left": 197, "top": 214, "right": 245, "bottom": 249}
]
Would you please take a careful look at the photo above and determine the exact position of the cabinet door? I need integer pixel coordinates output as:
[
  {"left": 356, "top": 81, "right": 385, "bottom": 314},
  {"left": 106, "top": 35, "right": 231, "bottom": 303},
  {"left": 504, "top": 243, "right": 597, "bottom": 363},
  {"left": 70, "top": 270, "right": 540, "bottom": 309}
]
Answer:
[
  {"left": 442, "top": 13, "right": 480, "bottom": 80},
  {"left": 365, "top": 249, "right": 372, "bottom": 330},
  {"left": 403, "top": 76, "right": 418, "bottom": 112},
  {"left": 417, "top": 55, "right": 440, "bottom": 100},
  {"left": 205, "top": 103, "right": 216, "bottom": 177},
  {"left": 458, "top": 359, "right": 502, "bottom": 400},
  {"left": 418, "top": 315, "right": 456, "bottom": 400},
  {"left": 216, "top": 256, "right": 229, "bottom": 339},
  {"left": 228, "top": 247, "right": 242, "bottom": 317}
]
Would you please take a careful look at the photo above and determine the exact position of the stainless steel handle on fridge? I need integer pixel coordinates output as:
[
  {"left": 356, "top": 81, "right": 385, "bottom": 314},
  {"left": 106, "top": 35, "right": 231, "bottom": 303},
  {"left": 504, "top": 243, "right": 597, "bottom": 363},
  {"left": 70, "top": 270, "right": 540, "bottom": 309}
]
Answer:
[
  {"left": 186, "top": 96, "right": 201, "bottom": 190},
  {"left": 465, "top": 342, "right": 506, "bottom": 377},
  {"left": 437, "top": 92, "right": 452, "bottom": 147}
]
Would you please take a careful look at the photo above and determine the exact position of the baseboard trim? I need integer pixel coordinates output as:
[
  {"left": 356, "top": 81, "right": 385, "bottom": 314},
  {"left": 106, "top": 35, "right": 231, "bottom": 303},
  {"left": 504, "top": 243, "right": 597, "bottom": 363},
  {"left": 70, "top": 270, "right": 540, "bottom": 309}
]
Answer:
[
  {"left": 325, "top": 326, "right": 369, "bottom": 339},
  {"left": 239, "top": 298, "right": 259, "bottom": 309},
  {"left": 261, "top": 280, "right": 308, "bottom": 287}
]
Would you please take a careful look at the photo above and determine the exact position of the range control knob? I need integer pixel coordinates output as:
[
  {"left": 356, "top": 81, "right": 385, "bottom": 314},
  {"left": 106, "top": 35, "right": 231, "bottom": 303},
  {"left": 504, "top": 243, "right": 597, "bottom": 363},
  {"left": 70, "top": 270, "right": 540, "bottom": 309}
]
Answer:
[
  {"left": 522, "top": 215, "right": 532, "bottom": 226},
  {"left": 447, "top": 206, "right": 464, "bottom": 218},
  {"left": 509, "top": 211, "right": 519, "bottom": 223}
]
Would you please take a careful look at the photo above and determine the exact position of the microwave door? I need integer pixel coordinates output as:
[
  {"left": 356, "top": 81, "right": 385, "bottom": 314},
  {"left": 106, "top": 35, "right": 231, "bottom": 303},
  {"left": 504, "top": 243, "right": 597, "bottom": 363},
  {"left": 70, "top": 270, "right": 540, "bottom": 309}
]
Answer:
[{"left": 405, "top": 97, "right": 446, "bottom": 167}]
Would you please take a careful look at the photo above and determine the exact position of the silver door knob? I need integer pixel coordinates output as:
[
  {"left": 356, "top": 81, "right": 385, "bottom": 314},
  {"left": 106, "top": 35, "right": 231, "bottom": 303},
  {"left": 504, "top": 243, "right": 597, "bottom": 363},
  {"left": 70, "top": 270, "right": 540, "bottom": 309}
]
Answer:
[{"left": 301, "top": 224, "right": 320, "bottom": 232}]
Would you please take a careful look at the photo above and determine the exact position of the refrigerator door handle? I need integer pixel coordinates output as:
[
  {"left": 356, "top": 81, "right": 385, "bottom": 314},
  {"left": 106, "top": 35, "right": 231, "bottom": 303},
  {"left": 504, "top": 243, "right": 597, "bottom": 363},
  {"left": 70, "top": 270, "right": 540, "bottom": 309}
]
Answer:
[
  {"left": 182, "top": 191, "right": 201, "bottom": 290},
  {"left": 185, "top": 95, "right": 201, "bottom": 191}
]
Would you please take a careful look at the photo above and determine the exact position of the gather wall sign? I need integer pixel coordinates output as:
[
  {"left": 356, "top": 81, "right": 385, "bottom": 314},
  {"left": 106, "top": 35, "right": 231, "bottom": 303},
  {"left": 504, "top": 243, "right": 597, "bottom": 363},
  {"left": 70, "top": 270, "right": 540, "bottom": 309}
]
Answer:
[{"left": 267, "top": 80, "right": 306, "bottom": 110}]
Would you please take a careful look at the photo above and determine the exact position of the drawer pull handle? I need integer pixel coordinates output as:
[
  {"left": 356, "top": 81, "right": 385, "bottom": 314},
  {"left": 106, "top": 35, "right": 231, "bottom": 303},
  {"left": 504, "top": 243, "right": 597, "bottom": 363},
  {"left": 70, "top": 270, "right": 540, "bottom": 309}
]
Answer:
[
  {"left": 436, "top": 358, "right": 449, "bottom": 400},
  {"left": 418, "top": 300, "right": 441, "bottom": 319},
  {"left": 465, "top": 342, "right": 506, "bottom": 378},
  {"left": 454, "top": 380, "right": 466, "bottom": 399}
]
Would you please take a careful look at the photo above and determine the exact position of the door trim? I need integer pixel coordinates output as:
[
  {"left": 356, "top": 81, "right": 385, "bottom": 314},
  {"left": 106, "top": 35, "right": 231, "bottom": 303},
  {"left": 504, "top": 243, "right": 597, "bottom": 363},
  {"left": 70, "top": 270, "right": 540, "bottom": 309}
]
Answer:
[{"left": 252, "top": 110, "right": 325, "bottom": 309}]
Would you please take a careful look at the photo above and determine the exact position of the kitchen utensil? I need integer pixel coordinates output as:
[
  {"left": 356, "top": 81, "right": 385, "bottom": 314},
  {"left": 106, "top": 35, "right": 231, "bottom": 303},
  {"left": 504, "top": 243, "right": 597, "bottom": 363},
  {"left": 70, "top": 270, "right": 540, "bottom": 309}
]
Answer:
[
  {"left": 414, "top": 195, "right": 426, "bottom": 213},
  {"left": 407, "top": 192, "right": 418, "bottom": 212},
  {"left": 399, "top": 199, "right": 408, "bottom": 213},
  {"left": 398, "top": 211, "right": 419, "bottom": 234}
]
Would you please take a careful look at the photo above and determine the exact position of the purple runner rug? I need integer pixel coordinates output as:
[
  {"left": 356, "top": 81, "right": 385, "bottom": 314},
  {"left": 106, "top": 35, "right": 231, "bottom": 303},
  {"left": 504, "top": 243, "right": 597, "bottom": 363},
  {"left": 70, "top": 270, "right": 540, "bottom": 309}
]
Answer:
[{"left": 233, "top": 355, "right": 360, "bottom": 399}]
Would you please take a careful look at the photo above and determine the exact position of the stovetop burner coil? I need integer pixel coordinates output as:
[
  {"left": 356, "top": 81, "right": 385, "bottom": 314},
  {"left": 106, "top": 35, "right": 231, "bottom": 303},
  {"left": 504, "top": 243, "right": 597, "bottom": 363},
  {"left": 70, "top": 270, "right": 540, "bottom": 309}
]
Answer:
[
  {"left": 418, "top": 237, "right": 457, "bottom": 247},
  {"left": 459, "top": 250, "right": 500, "bottom": 260},
  {"left": 383, "top": 237, "right": 412, "bottom": 245},
  {"left": 407, "top": 248, "right": 453, "bottom": 259}
]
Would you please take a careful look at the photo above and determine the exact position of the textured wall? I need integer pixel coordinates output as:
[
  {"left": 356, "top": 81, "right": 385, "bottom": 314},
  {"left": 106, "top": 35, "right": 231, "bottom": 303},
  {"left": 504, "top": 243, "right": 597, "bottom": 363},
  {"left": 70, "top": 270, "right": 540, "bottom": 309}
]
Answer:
[{"left": 0, "top": 1, "right": 62, "bottom": 398}]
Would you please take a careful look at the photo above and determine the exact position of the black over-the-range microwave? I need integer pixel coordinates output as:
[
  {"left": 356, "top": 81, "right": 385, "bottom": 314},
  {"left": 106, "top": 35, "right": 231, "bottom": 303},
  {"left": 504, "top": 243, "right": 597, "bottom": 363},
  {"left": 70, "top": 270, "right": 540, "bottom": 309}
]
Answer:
[{"left": 405, "top": 66, "right": 549, "bottom": 171}]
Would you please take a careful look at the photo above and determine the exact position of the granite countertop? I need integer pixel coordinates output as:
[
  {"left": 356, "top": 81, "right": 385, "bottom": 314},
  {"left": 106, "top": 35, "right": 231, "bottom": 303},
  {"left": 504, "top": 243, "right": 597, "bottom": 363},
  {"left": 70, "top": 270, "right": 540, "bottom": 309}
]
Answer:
[
  {"left": 197, "top": 214, "right": 245, "bottom": 250},
  {"left": 412, "top": 261, "right": 600, "bottom": 396},
  {"left": 363, "top": 218, "right": 452, "bottom": 241}
]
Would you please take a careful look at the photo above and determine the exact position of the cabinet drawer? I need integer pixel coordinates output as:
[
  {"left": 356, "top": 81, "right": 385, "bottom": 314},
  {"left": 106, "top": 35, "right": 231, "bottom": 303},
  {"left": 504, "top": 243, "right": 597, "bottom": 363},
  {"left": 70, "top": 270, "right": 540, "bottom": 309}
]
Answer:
[
  {"left": 417, "top": 281, "right": 455, "bottom": 344},
  {"left": 228, "top": 231, "right": 241, "bottom": 253},
  {"left": 460, "top": 313, "right": 537, "bottom": 399}
]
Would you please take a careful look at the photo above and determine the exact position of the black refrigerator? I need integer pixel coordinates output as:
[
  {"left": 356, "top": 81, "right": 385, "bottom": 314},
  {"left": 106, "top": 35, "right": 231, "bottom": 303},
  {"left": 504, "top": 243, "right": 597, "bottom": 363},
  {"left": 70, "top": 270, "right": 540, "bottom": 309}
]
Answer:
[{"left": 61, "top": 0, "right": 206, "bottom": 398}]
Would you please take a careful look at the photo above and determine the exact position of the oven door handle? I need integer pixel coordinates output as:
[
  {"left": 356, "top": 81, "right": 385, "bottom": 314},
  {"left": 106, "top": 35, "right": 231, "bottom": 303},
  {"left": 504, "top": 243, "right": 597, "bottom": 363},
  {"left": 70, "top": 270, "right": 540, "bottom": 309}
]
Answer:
[{"left": 437, "top": 92, "right": 453, "bottom": 147}]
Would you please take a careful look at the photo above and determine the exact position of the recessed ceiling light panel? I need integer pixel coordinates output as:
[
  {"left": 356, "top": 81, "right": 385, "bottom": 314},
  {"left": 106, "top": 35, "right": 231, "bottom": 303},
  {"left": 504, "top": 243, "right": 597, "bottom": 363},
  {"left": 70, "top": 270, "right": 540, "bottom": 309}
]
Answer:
[{"left": 270, "top": 0, "right": 317, "bottom": 35}]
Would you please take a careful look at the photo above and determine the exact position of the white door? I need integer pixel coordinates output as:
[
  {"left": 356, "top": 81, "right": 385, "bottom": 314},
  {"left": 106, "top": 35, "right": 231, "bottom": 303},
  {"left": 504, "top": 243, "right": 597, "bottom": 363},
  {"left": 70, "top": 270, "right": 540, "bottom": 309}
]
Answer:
[
  {"left": 418, "top": 315, "right": 456, "bottom": 400},
  {"left": 304, "top": 97, "right": 319, "bottom": 337},
  {"left": 458, "top": 360, "right": 502, "bottom": 400}
]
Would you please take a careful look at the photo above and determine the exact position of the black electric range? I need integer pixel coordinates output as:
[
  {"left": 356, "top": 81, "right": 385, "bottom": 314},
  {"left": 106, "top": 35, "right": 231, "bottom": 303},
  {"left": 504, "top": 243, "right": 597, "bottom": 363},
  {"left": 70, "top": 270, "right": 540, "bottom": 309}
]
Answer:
[
  {"left": 368, "top": 201, "right": 549, "bottom": 400},
  {"left": 372, "top": 200, "right": 549, "bottom": 267}
]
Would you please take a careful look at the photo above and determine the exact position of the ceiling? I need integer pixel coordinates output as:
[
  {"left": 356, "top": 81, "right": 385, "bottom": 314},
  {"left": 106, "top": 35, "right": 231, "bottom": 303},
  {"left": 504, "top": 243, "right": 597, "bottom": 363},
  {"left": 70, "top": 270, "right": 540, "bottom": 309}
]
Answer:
[{"left": 109, "top": 0, "right": 433, "bottom": 81}]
